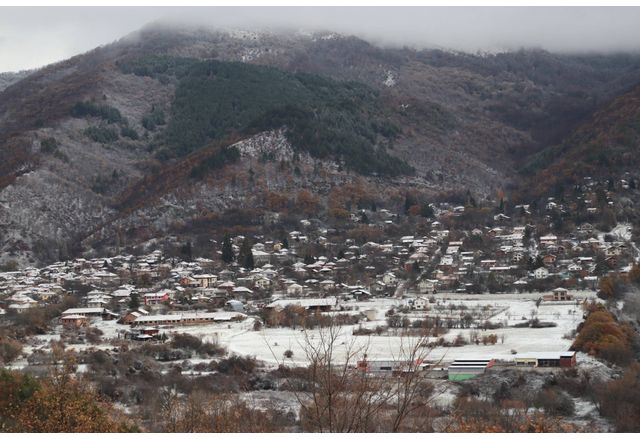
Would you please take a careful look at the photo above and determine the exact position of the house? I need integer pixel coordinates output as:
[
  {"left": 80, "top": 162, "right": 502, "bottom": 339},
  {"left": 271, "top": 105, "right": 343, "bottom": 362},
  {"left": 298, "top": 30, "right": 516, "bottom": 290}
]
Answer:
[
  {"left": 418, "top": 279, "right": 437, "bottom": 294},
  {"left": 120, "top": 311, "right": 142, "bottom": 325},
  {"left": 578, "top": 223, "right": 594, "bottom": 235},
  {"left": 286, "top": 283, "right": 304, "bottom": 296},
  {"left": 219, "top": 269, "right": 235, "bottom": 281},
  {"left": 225, "top": 300, "right": 245, "bottom": 312},
  {"left": 605, "top": 255, "right": 618, "bottom": 268},
  {"left": 143, "top": 291, "right": 170, "bottom": 306},
  {"left": 515, "top": 351, "right": 576, "bottom": 368},
  {"left": 61, "top": 307, "right": 107, "bottom": 318},
  {"left": 254, "top": 276, "right": 272, "bottom": 290},
  {"left": 61, "top": 314, "right": 88, "bottom": 329},
  {"left": 382, "top": 272, "right": 398, "bottom": 286},
  {"left": 480, "top": 260, "right": 497, "bottom": 269},
  {"left": 8, "top": 303, "right": 35, "bottom": 313},
  {"left": 543, "top": 287, "right": 572, "bottom": 301},
  {"left": 231, "top": 286, "right": 253, "bottom": 299},
  {"left": 252, "top": 250, "right": 272, "bottom": 266},
  {"left": 412, "top": 297, "right": 429, "bottom": 310},
  {"left": 567, "top": 263, "right": 582, "bottom": 273},
  {"left": 350, "top": 288, "right": 371, "bottom": 300},
  {"left": 371, "top": 280, "right": 388, "bottom": 295},
  {"left": 319, "top": 279, "right": 336, "bottom": 291},
  {"left": 543, "top": 254, "right": 557, "bottom": 267},
  {"left": 540, "top": 235, "right": 558, "bottom": 247},
  {"left": 533, "top": 267, "right": 550, "bottom": 279},
  {"left": 191, "top": 274, "right": 217, "bottom": 288}
]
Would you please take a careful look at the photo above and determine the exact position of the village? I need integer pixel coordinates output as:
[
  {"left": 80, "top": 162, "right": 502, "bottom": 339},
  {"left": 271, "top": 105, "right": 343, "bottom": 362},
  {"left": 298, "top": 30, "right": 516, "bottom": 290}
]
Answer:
[
  {"left": 2, "top": 174, "right": 637, "bottom": 375},
  {"left": 0, "top": 170, "right": 638, "bottom": 433}
]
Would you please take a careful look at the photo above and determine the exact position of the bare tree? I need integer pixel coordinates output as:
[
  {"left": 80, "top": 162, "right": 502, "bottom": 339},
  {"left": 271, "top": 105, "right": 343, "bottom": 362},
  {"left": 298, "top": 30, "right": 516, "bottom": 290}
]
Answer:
[{"left": 268, "top": 322, "right": 446, "bottom": 432}]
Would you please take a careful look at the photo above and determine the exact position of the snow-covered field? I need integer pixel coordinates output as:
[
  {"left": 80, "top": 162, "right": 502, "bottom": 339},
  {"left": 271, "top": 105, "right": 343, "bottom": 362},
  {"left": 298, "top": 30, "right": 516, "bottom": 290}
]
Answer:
[
  {"left": 154, "top": 292, "right": 598, "bottom": 367},
  {"left": 13, "top": 291, "right": 600, "bottom": 371}
]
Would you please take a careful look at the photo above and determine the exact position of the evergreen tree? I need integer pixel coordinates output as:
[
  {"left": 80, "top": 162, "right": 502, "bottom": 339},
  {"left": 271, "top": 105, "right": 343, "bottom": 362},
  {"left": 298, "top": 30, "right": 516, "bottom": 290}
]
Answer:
[
  {"left": 221, "top": 234, "right": 234, "bottom": 263},
  {"left": 128, "top": 293, "right": 140, "bottom": 310},
  {"left": 180, "top": 241, "right": 192, "bottom": 262},
  {"left": 243, "top": 249, "right": 255, "bottom": 270},
  {"left": 465, "top": 190, "right": 477, "bottom": 208},
  {"left": 523, "top": 227, "right": 532, "bottom": 246},
  {"left": 404, "top": 194, "right": 415, "bottom": 214},
  {"left": 532, "top": 255, "right": 544, "bottom": 270},
  {"left": 420, "top": 203, "right": 434, "bottom": 218},
  {"left": 282, "top": 237, "right": 289, "bottom": 249},
  {"left": 239, "top": 238, "right": 254, "bottom": 270}
]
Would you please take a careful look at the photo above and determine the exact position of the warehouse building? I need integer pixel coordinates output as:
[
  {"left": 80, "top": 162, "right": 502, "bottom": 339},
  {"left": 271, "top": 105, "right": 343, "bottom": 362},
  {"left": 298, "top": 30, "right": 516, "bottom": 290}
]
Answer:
[
  {"left": 514, "top": 351, "right": 576, "bottom": 368},
  {"left": 447, "top": 358, "right": 495, "bottom": 381}
]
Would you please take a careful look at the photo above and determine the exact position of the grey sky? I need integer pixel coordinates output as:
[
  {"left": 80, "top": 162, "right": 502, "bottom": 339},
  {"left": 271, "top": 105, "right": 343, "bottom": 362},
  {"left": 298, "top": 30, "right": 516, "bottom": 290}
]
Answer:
[{"left": 2, "top": 6, "right": 640, "bottom": 72}]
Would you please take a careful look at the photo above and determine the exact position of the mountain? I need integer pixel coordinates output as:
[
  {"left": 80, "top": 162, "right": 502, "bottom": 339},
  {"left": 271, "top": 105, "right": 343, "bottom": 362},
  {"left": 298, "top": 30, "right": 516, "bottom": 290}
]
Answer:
[
  {"left": 0, "top": 71, "right": 31, "bottom": 93},
  {"left": 523, "top": 83, "right": 640, "bottom": 196},
  {"left": 2, "top": 22, "right": 640, "bottom": 267}
]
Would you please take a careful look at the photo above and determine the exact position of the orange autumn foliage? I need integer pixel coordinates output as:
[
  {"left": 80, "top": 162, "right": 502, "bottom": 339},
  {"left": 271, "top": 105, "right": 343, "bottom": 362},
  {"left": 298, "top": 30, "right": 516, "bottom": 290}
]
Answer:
[
  {"left": 1, "top": 356, "right": 138, "bottom": 433},
  {"left": 296, "top": 190, "right": 320, "bottom": 215},
  {"left": 571, "top": 303, "right": 636, "bottom": 365}
]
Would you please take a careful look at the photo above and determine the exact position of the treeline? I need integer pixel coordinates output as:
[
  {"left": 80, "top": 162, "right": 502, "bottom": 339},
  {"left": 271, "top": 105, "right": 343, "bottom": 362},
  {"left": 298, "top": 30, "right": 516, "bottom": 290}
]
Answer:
[{"left": 116, "top": 55, "right": 198, "bottom": 82}]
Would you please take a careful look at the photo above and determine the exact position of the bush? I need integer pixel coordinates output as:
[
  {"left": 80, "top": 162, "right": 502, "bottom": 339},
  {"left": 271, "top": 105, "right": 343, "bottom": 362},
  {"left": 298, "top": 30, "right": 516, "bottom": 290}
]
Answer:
[
  {"left": 215, "top": 355, "right": 257, "bottom": 375},
  {"left": 0, "top": 337, "right": 23, "bottom": 364},
  {"left": 120, "top": 126, "right": 139, "bottom": 140},
  {"left": 196, "top": 342, "right": 227, "bottom": 358},
  {"left": 141, "top": 108, "right": 166, "bottom": 131},
  {"left": 170, "top": 333, "right": 202, "bottom": 351},
  {"left": 85, "top": 327, "right": 103, "bottom": 344},
  {"left": 39, "top": 137, "right": 58, "bottom": 153},
  {"left": 533, "top": 388, "right": 575, "bottom": 417},
  {"left": 596, "top": 364, "right": 640, "bottom": 432},
  {"left": 84, "top": 126, "right": 119, "bottom": 143},
  {"left": 283, "top": 349, "right": 293, "bottom": 359}
]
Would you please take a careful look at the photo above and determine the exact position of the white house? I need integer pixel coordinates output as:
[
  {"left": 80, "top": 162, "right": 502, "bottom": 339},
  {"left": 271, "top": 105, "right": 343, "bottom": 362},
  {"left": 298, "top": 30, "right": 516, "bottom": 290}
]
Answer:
[
  {"left": 382, "top": 272, "right": 398, "bottom": 286},
  {"left": 287, "top": 283, "right": 304, "bottom": 296},
  {"left": 533, "top": 267, "right": 550, "bottom": 279},
  {"left": 412, "top": 297, "right": 429, "bottom": 310}
]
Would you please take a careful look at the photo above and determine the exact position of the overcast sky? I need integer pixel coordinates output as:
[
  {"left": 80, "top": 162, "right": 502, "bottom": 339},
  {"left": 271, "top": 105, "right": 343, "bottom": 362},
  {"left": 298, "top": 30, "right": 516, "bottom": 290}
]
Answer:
[{"left": 2, "top": 6, "right": 640, "bottom": 72}]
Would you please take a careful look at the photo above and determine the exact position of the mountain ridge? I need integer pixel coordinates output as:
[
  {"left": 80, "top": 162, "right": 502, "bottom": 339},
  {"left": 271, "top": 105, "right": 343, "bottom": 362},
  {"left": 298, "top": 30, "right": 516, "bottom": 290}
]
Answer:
[{"left": 3, "top": 23, "right": 640, "bottom": 267}]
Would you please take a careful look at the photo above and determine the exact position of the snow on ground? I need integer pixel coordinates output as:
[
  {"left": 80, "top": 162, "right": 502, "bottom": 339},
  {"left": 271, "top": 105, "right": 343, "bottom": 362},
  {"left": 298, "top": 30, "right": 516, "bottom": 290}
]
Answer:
[
  {"left": 429, "top": 381, "right": 458, "bottom": 408},
  {"left": 11, "top": 291, "right": 600, "bottom": 371},
  {"left": 239, "top": 390, "right": 302, "bottom": 418},
  {"left": 609, "top": 223, "right": 632, "bottom": 241},
  {"left": 216, "top": 292, "right": 598, "bottom": 366}
]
